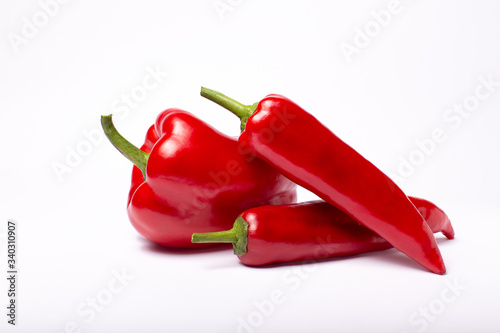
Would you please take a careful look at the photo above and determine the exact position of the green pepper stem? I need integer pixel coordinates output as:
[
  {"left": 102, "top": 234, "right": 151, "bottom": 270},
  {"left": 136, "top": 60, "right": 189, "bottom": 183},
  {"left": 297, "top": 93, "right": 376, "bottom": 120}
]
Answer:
[
  {"left": 101, "top": 115, "right": 149, "bottom": 180},
  {"left": 192, "top": 229, "right": 237, "bottom": 243},
  {"left": 192, "top": 216, "right": 249, "bottom": 256},
  {"left": 200, "top": 87, "right": 258, "bottom": 131}
]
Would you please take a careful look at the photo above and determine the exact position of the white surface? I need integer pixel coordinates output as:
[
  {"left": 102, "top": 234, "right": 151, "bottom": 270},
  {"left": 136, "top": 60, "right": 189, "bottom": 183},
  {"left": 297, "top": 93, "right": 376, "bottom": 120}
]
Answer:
[{"left": 1, "top": 1, "right": 500, "bottom": 332}]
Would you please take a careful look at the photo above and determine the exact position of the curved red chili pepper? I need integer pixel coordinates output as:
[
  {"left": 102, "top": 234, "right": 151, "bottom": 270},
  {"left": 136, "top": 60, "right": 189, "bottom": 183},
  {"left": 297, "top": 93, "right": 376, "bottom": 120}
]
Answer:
[
  {"left": 192, "top": 197, "right": 454, "bottom": 267},
  {"left": 102, "top": 109, "right": 297, "bottom": 248},
  {"left": 200, "top": 88, "right": 448, "bottom": 274}
]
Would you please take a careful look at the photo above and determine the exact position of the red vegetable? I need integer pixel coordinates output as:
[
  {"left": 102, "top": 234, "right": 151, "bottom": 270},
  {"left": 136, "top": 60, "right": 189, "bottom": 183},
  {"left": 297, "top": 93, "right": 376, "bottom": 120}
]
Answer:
[
  {"left": 101, "top": 109, "right": 296, "bottom": 248},
  {"left": 200, "top": 88, "right": 447, "bottom": 274},
  {"left": 192, "top": 197, "right": 454, "bottom": 266}
]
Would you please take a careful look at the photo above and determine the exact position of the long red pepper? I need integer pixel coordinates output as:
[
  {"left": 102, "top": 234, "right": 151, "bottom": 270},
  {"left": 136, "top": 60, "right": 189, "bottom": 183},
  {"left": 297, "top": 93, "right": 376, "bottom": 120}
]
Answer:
[
  {"left": 200, "top": 87, "right": 447, "bottom": 274},
  {"left": 101, "top": 109, "right": 296, "bottom": 247},
  {"left": 192, "top": 197, "right": 454, "bottom": 267}
]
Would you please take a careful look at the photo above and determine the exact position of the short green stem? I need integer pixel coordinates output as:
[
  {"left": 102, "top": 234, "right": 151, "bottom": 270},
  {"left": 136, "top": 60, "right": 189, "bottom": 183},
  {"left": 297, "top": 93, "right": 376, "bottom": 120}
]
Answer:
[
  {"left": 192, "top": 216, "right": 249, "bottom": 256},
  {"left": 192, "top": 229, "right": 237, "bottom": 243},
  {"left": 101, "top": 115, "right": 149, "bottom": 180},
  {"left": 200, "top": 87, "right": 258, "bottom": 131}
]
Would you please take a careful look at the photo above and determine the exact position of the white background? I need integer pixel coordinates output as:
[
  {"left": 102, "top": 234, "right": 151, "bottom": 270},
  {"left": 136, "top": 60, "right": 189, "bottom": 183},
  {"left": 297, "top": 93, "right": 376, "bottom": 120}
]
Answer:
[{"left": 1, "top": 1, "right": 500, "bottom": 332}]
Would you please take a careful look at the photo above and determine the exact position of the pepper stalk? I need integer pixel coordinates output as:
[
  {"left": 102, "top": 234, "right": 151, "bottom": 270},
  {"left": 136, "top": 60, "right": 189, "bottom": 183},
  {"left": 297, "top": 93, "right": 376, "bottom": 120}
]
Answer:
[
  {"left": 192, "top": 216, "right": 249, "bottom": 256},
  {"left": 101, "top": 115, "right": 150, "bottom": 180},
  {"left": 200, "top": 87, "right": 258, "bottom": 132}
]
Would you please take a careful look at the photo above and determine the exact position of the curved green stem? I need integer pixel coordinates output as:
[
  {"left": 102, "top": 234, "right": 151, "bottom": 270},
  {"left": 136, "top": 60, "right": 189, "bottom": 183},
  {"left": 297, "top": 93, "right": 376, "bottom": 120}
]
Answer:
[
  {"left": 192, "top": 216, "right": 249, "bottom": 256},
  {"left": 101, "top": 115, "right": 149, "bottom": 180},
  {"left": 200, "top": 87, "right": 258, "bottom": 131}
]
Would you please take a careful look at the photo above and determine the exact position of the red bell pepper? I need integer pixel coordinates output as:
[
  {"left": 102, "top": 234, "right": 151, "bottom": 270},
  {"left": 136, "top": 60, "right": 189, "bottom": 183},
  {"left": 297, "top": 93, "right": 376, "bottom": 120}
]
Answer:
[
  {"left": 200, "top": 87, "right": 447, "bottom": 274},
  {"left": 101, "top": 109, "right": 297, "bottom": 248},
  {"left": 192, "top": 197, "right": 454, "bottom": 266}
]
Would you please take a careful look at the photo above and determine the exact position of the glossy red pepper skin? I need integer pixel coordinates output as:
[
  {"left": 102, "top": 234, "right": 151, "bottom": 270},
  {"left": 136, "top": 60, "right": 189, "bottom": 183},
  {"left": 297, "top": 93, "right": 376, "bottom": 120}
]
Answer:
[
  {"left": 107, "top": 109, "right": 297, "bottom": 248},
  {"left": 193, "top": 197, "right": 453, "bottom": 267},
  {"left": 201, "top": 89, "right": 447, "bottom": 274}
]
